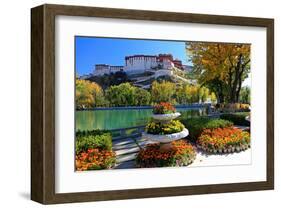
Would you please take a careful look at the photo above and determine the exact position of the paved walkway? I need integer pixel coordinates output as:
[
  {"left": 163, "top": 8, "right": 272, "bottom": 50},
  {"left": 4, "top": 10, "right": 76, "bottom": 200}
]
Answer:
[
  {"left": 190, "top": 148, "right": 251, "bottom": 168},
  {"left": 112, "top": 135, "right": 152, "bottom": 169}
]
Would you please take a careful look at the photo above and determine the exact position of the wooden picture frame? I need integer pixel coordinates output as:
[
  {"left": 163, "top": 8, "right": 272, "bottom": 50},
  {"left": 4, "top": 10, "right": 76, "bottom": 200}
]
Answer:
[{"left": 31, "top": 4, "right": 274, "bottom": 204}]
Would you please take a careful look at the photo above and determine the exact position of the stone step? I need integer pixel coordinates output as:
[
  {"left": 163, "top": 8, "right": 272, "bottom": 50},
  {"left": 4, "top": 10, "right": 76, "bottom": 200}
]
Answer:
[
  {"left": 113, "top": 137, "right": 146, "bottom": 146},
  {"left": 117, "top": 152, "right": 138, "bottom": 163},
  {"left": 112, "top": 133, "right": 141, "bottom": 142},
  {"left": 113, "top": 140, "right": 153, "bottom": 151},
  {"left": 113, "top": 142, "right": 138, "bottom": 151},
  {"left": 115, "top": 160, "right": 136, "bottom": 169},
  {"left": 113, "top": 138, "right": 137, "bottom": 146},
  {"left": 115, "top": 146, "right": 140, "bottom": 156}
]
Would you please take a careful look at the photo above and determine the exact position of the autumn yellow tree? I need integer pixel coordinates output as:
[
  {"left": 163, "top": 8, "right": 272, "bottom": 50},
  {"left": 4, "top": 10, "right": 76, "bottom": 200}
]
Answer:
[
  {"left": 186, "top": 42, "right": 250, "bottom": 103},
  {"left": 76, "top": 79, "right": 105, "bottom": 109}
]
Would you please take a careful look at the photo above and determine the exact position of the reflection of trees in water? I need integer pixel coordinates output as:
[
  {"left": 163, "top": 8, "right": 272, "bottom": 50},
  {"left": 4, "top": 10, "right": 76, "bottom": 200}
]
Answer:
[
  {"left": 178, "top": 108, "right": 206, "bottom": 120},
  {"left": 76, "top": 108, "right": 207, "bottom": 131}
]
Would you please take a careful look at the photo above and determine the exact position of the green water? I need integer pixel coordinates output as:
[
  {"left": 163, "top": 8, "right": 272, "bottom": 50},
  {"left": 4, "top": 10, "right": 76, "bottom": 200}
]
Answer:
[{"left": 76, "top": 108, "right": 207, "bottom": 131}]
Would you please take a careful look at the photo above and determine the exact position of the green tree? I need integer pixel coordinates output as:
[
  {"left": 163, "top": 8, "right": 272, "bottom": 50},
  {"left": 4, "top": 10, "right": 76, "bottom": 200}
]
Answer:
[
  {"left": 239, "top": 86, "right": 251, "bottom": 104},
  {"left": 199, "top": 86, "right": 209, "bottom": 103},
  {"left": 151, "top": 81, "right": 176, "bottom": 103},
  {"left": 210, "top": 92, "right": 217, "bottom": 104},
  {"left": 186, "top": 85, "right": 200, "bottom": 103},
  {"left": 176, "top": 84, "right": 201, "bottom": 104},
  {"left": 176, "top": 84, "right": 216, "bottom": 104},
  {"left": 105, "top": 83, "right": 135, "bottom": 106},
  {"left": 176, "top": 85, "right": 188, "bottom": 104},
  {"left": 105, "top": 83, "right": 151, "bottom": 106},
  {"left": 133, "top": 88, "right": 151, "bottom": 106}
]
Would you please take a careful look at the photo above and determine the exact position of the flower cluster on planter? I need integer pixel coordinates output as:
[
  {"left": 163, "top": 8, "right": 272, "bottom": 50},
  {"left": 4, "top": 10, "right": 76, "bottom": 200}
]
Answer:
[
  {"left": 152, "top": 102, "right": 176, "bottom": 114},
  {"left": 146, "top": 120, "right": 185, "bottom": 135},
  {"left": 136, "top": 140, "right": 196, "bottom": 167},
  {"left": 198, "top": 127, "right": 250, "bottom": 153}
]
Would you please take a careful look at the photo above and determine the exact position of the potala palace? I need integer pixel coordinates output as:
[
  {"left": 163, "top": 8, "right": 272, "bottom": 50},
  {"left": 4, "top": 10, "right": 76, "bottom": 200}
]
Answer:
[{"left": 93, "top": 54, "right": 192, "bottom": 76}]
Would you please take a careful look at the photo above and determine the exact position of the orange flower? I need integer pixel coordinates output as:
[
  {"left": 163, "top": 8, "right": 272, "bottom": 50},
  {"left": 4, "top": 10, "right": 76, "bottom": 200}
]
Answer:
[
  {"left": 153, "top": 102, "right": 176, "bottom": 114},
  {"left": 198, "top": 127, "right": 250, "bottom": 152},
  {"left": 136, "top": 140, "right": 196, "bottom": 167},
  {"left": 75, "top": 148, "right": 116, "bottom": 171}
]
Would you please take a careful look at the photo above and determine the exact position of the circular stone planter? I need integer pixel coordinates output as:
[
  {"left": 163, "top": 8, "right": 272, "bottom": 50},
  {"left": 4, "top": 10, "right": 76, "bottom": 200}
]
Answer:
[
  {"left": 198, "top": 142, "right": 251, "bottom": 154},
  {"left": 152, "top": 112, "right": 181, "bottom": 121},
  {"left": 143, "top": 128, "right": 189, "bottom": 143}
]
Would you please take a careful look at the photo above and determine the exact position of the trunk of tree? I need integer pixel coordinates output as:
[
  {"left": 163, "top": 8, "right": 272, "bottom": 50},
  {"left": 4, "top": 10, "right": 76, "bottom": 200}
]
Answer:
[
  {"left": 235, "top": 67, "right": 244, "bottom": 102},
  {"left": 215, "top": 81, "right": 225, "bottom": 103},
  {"left": 236, "top": 81, "right": 242, "bottom": 102},
  {"left": 227, "top": 67, "right": 233, "bottom": 103},
  {"left": 218, "top": 92, "right": 224, "bottom": 103},
  {"left": 228, "top": 54, "right": 243, "bottom": 103}
]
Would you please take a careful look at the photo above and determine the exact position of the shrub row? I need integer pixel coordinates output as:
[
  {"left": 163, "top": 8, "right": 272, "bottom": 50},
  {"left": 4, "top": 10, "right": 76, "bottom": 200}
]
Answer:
[
  {"left": 75, "top": 130, "right": 113, "bottom": 154},
  {"left": 220, "top": 112, "right": 250, "bottom": 126},
  {"left": 181, "top": 117, "right": 233, "bottom": 141}
]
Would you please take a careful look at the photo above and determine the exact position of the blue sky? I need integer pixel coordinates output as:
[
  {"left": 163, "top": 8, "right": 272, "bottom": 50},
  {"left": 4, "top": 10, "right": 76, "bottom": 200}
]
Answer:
[{"left": 75, "top": 37, "right": 189, "bottom": 76}]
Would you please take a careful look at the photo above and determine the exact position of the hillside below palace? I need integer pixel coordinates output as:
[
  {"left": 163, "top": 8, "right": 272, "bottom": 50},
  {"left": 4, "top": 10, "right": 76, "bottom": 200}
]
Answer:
[{"left": 93, "top": 54, "right": 191, "bottom": 76}]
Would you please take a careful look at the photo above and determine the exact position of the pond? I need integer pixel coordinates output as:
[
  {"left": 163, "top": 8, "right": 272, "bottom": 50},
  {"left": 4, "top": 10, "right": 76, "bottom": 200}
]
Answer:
[{"left": 76, "top": 107, "right": 207, "bottom": 131}]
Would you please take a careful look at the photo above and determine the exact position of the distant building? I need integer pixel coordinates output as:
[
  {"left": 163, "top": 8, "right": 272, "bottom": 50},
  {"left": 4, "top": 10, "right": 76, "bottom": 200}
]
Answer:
[
  {"left": 124, "top": 55, "right": 158, "bottom": 74},
  {"left": 93, "top": 54, "right": 188, "bottom": 76}
]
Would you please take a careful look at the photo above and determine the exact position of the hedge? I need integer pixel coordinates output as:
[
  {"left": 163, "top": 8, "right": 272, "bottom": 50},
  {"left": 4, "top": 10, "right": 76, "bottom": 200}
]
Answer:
[
  {"left": 220, "top": 112, "right": 250, "bottom": 126},
  {"left": 181, "top": 117, "right": 233, "bottom": 141},
  {"left": 75, "top": 130, "right": 113, "bottom": 154}
]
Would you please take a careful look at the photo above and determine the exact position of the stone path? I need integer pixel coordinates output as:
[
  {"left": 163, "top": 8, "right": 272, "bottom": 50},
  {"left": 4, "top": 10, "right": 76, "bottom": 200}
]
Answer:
[
  {"left": 189, "top": 148, "right": 251, "bottom": 168},
  {"left": 112, "top": 136, "right": 152, "bottom": 169}
]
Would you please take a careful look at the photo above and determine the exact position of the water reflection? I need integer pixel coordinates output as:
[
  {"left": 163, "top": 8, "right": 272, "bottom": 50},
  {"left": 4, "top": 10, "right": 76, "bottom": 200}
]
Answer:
[{"left": 76, "top": 108, "right": 206, "bottom": 131}]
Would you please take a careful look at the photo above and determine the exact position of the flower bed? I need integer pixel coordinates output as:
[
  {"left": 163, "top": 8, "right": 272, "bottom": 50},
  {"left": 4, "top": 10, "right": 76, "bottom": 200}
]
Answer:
[
  {"left": 181, "top": 118, "right": 233, "bottom": 141},
  {"left": 76, "top": 148, "right": 116, "bottom": 171},
  {"left": 146, "top": 120, "right": 185, "bottom": 135},
  {"left": 136, "top": 140, "right": 196, "bottom": 167},
  {"left": 198, "top": 127, "right": 250, "bottom": 153},
  {"left": 75, "top": 129, "right": 116, "bottom": 171},
  {"left": 152, "top": 102, "right": 176, "bottom": 114}
]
